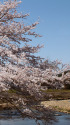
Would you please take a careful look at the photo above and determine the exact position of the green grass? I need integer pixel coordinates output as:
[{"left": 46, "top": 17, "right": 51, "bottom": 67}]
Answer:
[
  {"left": 41, "top": 89, "right": 70, "bottom": 100},
  {"left": 8, "top": 89, "right": 17, "bottom": 93},
  {"left": 43, "top": 89, "right": 70, "bottom": 93}
]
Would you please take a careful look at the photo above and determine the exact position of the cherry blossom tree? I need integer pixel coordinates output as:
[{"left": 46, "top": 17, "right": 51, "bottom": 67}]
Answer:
[
  {"left": 0, "top": 0, "right": 70, "bottom": 97},
  {"left": 0, "top": 0, "right": 55, "bottom": 123},
  {"left": 0, "top": 0, "right": 42, "bottom": 91}
]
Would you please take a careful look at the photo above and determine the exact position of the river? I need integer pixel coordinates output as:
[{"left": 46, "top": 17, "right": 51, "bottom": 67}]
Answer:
[{"left": 0, "top": 110, "right": 70, "bottom": 125}]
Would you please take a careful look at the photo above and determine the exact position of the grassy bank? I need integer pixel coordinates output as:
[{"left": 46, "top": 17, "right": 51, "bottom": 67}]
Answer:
[
  {"left": 41, "top": 89, "right": 70, "bottom": 114},
  {"left": 0, "top": 89, "right": 70, "bottom": 114},
  {"left": 41, "top": 100, "right": 70, "bottom": 114},
  {"left": 41, "top": 89, "right": 70, "bottom": 100}
]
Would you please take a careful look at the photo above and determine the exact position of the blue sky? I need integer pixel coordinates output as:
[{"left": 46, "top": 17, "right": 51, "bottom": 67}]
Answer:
[
  {"left": 1, "top": 0, "right": 70, "bottom": 64},
  {"left": 20, "top": 0, "right": 70, "bottom": 64}
]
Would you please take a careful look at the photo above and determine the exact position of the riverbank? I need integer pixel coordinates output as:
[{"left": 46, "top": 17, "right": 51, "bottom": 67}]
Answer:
[
  {"left": 41, "top": 99, "right": 70, "bottom": 114},
  {"left": 0, "top": 89, "right": 70, "bottom": 114}
]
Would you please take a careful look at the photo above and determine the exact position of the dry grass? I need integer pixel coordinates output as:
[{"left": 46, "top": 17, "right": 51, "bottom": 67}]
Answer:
[{"left": 41, "top": 100, "right": 70, "bottom": 113}]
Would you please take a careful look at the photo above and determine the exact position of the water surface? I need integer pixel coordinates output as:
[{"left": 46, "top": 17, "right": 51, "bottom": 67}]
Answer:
[{"left": 0, "top": 110, "right": 70, "bottom": 125}]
